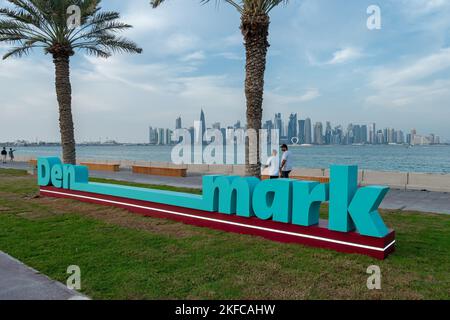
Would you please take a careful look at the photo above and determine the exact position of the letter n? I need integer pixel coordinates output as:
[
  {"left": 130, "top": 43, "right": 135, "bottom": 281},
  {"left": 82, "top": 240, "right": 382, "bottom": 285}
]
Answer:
[{"left": 63, "top": 164, "right": 89, "bottom": 190}]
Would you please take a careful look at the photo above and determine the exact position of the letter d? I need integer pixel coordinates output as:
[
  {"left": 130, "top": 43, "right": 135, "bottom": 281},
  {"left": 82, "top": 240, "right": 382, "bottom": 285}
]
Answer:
[{"left": 37, "top": 157, "right": 62, "bottom": 186}]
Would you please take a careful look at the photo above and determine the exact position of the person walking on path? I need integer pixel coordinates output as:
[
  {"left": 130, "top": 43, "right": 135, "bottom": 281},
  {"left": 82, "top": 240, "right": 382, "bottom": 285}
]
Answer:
[
  {"left": 280, "top": 144, "right": 293, "bottom": 178},
  {"left": 264, "top": 150, "right": 280, "bottom": 179},
  {"left": 8, "top": 148, "right": 16, "bottom": 162},
  {"left": 1, "top": 148, "right": 7, "bottom": 164}
]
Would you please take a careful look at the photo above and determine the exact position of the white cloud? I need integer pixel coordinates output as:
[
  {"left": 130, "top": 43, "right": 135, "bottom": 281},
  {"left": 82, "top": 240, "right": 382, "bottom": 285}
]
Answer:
[
  {"left": 326, "top": 47, "right": 363, "bottom": 65},
  {"left": 216, "top": 52, "right": 243, "bottom": 61},
  {"left": 180, "top": 51, "right": 206, "bottom": 62},
  {"left": 266, "top": 88, "right": 321, "bottom": 105},
  {"left": 371, "top": 48, "right": 450, "bottom": 88},
  {"left": 366, "top": 48, "right": 450, "bottom": 108},
  {"left": 222, "top": 33, "right": 242, "bottom": 47},
  {"left": 399, "top": 0, "right": 450, "bottom": 14},
  {"left": 297, "top": 88, "right": 321, "bottom": 102}
]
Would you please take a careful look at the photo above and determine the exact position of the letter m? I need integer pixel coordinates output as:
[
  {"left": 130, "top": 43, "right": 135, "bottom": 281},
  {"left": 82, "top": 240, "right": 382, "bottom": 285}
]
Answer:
[{"left": 202, "top": 175, "right": 259, "bottom": 217}]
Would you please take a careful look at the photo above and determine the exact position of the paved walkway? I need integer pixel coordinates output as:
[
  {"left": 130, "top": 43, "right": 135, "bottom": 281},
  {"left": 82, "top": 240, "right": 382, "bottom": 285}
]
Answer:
[
  {"left": 1, "top": 161, "right": 449, "bottom": 214},
  {"left": 0, "top": 251, "right": 88, "bottom": 300}
]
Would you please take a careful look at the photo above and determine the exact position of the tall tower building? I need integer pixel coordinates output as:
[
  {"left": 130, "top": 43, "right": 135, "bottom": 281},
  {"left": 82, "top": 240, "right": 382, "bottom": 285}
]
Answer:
[
  {"left": 325, "top": 122, "right": 332, "bottom": 145},
  {"left": 411, "top": 128, "right": 417, "bottom": 144},
  {"left": 200, "top": 109, "right": 206, "bottom": 139},
  {"left": 353, "top": 125, "right": 361, "bottom": 144},
  {"left": 361, "top": 125, "right": 368, "bottom": 144},
  {"left": 304, "top": 118, "right": 312, "bottom": 144},
  {"left": 274, "top": 113, "right": 283, "bottom": 136},
  {"left": 287, "top": 113, "right": 298, "bottom": 144},
  {"left": 314, "top": 122, "right": 324, "bottom": 145},
  {"left": 149, "top": 126, "right": 158, "bottom": 145},
  {"left": 369, "top": 123, "right": 376, "bottom": 144},
  {"left": 298, "top": 120, "right": 306, "bottom": 144},
  {"left": 346, "top": 124, "right": 354, "bottom": 145},
  {"left": 175, "top": 117, "right": 182, "bottom": 130}
]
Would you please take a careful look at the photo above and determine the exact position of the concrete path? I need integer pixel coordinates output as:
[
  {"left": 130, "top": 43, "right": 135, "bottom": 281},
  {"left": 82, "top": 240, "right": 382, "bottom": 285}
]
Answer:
[
  {"left": 91, "top": 168, "right": 203, "bottom": 189},
  {"left": 1, "top": 161, "right": 449, "bottom": 214},
  {"left": 1, "top": 161, "right": 203, "bottom": 189},
  {"left": 0, "top": 251, "right": 88, "bottom": 300},
  {"left": 381, "top": 189, "right": 450, "bottom": 214}
]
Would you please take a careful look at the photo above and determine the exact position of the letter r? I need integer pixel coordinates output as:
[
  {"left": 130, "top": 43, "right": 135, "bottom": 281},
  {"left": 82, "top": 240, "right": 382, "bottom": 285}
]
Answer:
[{"left": 292, "top": 181, "right": 329, "bottom": 226}]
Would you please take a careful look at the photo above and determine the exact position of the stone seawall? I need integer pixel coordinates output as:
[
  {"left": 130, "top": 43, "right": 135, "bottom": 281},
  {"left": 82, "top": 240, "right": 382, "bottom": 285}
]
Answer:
[{"left": 16, "top": 156, "right": 450, "bottom": 193}]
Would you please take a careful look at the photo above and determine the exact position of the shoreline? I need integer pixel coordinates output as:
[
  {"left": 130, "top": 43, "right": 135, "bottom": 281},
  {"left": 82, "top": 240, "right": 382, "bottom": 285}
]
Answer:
[
  {"left": 5, "top": 157, "right": 450, "bottom": 193},
  {"left": 5, "top": 144, "right": 449, "bottom": 175}
]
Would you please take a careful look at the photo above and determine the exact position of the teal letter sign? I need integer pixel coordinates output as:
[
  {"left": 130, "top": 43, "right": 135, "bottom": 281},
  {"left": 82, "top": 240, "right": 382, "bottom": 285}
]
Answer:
[{"left": 37, "top": 158, "right": 390, "bottom": 238}]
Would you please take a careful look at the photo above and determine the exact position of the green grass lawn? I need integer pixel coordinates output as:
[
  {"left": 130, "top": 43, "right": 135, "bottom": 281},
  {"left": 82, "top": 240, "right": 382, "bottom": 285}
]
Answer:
[{"left": 0, "top": 168, "right": 449, "bottom": 299}]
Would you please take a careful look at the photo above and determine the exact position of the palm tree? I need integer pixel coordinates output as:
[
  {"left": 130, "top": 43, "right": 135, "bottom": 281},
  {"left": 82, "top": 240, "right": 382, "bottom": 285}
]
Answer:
[
  {"left": 151, "top": 0, "right": 288, "bottom": 177},
  {"left": 0, "top": 0, "right": 142, "bottom": 164}
]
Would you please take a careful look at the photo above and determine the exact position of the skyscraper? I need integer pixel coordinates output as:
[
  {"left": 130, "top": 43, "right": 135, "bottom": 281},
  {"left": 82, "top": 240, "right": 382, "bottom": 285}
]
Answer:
[
  {"left": 158, "top": 128, "right": 165, "bottom": 145},
  {"left": 274, "top": 113, "right": 283, "bottom": 136},
  {"left": 264, "top": 120, "right": 274, "bottom": 143},
  {"left": 298, "top": 120, "right": 306, "bottom": 144},
  {"left": 332, "top": 125, "right": 343, "bottom": 145},
  {"left": 361, "top": 125, "right": 368, "bottom": 144},
  {"left": 369, "top": 123, "right": 376, "bottom": 144},
  {"left": 353, "top": 125, "right": 361, "bottom": 144},
  {"left": 287, "top": 113, "right": 298, "bottom": 144},
  {"left": 200, "top": 109, "right": 206, "bottom": 140},
  {"left": 149, "top": 126, "right": 158, "bottom": 145},
  {"left": 175, "top": 117, "right": 182, "bottom": 130},
  {"left": 325, "top": 122, "right": 332, "bottom": 145},
  {"left": 304, "top": 118, "right": 312, "bottom": 144},
  {"left": 314, "top": 122, "right": 324, "bottom": 145}
]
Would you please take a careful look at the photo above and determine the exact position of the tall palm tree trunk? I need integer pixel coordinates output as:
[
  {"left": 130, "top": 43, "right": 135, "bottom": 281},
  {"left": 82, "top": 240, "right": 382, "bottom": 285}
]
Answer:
[
  {"left": 53, "top": 55, "right": 76, "bottom": 165},
  {"left": 241, "top": 13, "right": 270, "bottom": 178}
]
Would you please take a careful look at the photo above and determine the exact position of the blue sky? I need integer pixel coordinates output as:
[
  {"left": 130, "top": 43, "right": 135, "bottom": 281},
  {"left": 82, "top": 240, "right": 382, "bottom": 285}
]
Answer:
[{"left": 1, "top": 0, "right": 450, "bottom": 142}]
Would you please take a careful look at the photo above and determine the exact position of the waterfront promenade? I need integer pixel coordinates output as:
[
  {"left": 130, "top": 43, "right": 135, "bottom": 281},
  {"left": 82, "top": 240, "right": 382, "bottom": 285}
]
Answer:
[
  {"left": 2, "top": 161, "right": 449, "bottom": 215},
  {"left": 0, "top": 251, "right": 88, "bottom": 300}
]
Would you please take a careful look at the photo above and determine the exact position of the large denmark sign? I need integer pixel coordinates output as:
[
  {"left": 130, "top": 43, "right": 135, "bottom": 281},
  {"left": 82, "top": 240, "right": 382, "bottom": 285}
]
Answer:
[{"left": 38, "top": 157, "right": 395, "bottom": 259}]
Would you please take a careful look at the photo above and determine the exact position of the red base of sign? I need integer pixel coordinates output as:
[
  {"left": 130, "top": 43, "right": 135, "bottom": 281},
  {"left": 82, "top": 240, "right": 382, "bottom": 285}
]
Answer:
[{"left": 40, "top": 186, "right": 395, "bottom": 260}]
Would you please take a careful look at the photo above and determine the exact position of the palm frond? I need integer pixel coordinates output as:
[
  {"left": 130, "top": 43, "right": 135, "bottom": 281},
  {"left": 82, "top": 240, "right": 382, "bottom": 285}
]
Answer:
[
  {"left": 151, "top": 0, "right": 288, "bottom": 14},
  {"left": 0, "top": 0, "right": 142, "bottom": 59},
  {"left": 2, "top": 42, "right": 36, "bottom": 59}
]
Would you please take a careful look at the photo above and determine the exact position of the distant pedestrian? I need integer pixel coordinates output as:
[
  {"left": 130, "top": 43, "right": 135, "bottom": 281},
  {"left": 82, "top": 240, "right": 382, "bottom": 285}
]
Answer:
[
  {"left": 280, "top": 144, "right": 293, "bottom": 178},
  {"left": 1, "top": 147, "right": 7, "bottom": 164},
  {"left": 264, "top": 149, "right": 279, "bottom": 179},
  {"left": 9, "top": 148, "right": 16, "bottom": 162}
]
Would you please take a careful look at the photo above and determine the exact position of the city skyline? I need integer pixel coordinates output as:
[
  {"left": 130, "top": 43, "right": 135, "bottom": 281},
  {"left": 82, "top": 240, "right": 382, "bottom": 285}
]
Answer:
[
  {"left": 1, "top": 1, "right": 450, "bottom": 142},
  {"left": 147, "top": 109, "right": 443, "bottom": 146}
]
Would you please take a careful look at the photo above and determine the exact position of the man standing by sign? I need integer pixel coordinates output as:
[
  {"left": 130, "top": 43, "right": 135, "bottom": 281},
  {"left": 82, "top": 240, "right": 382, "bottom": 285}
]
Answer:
[
  {"left": 1, "top": 147, "right": 7, "bottom": 164},
  {"left": 280, "top": 144, "right": 293, "bottom": 178},
  {"left": 264, "top": 150, "right": 280, "bottom": 179}
]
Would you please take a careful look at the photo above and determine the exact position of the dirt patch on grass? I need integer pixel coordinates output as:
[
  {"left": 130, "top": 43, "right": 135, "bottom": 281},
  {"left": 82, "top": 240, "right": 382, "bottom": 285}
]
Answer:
[
  {"left": 0, "top": 179, "right": 211, "bottom": 239},
  {"left": 24, "top": 194, "right": 208, "bottom": 239}
]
